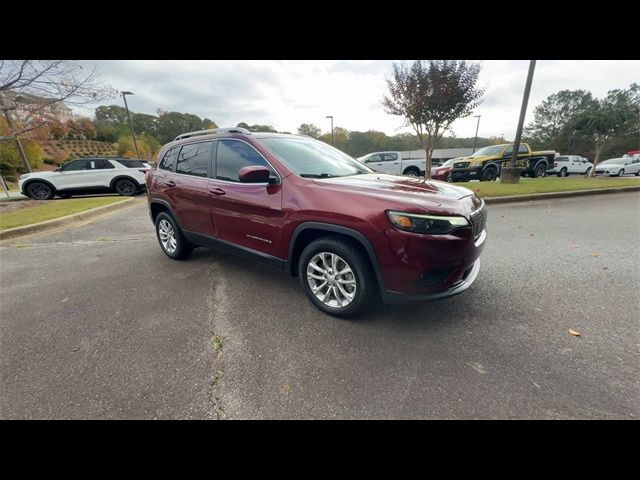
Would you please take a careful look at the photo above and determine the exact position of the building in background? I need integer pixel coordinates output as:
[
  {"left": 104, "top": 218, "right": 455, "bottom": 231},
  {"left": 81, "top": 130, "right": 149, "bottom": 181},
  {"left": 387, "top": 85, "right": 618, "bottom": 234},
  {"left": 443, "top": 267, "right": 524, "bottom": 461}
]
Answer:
[{"left": 2, "top": 91, "right": 75, "bottom": 125}]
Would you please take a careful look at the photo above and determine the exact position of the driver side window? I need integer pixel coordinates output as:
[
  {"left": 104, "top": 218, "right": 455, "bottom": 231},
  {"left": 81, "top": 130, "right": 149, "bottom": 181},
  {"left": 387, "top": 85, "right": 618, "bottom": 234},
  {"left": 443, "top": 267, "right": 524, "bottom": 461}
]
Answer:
[{"left": 366, "top": 154, "right": 382, "bottom": 163}]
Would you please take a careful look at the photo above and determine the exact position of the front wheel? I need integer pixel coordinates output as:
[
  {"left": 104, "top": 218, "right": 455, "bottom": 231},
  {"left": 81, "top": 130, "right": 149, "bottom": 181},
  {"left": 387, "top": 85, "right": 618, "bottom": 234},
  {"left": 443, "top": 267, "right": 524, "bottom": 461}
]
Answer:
[
  {"left": 533, "top": 163, "right": 547, "bottom": 178},
  {"left": 617, "top": 169, "right": 625, "bottom": 177},
  {"left": 298, "top": 236, "right": 377, "bottom": 318},
  {"left": 481, "top": 168, "right": 497, "bottom": 182},
  {"left": 155, "top": 212, "right": 193, "bottom": 260},
  {"left": 26, "top": 181, "right": 55, "bottom": 200},
  {"left": 558, "top": 167, "right": 568, "bottom": 178}
]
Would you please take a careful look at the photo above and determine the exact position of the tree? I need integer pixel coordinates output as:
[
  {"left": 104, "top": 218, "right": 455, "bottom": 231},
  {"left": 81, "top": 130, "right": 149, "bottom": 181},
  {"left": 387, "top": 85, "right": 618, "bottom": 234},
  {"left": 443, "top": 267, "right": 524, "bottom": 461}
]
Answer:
[
  {"left": 297, "top": 123, "right": 322, "bottom": 138},
  {"left": 524, "top": 89, "right": 594, "bottom": 152},
  {"left": 0, "top": 60, "right": 113, "bottom": 172},
  {"left": 319, "top": 127, "right": 349, "bottom": 151},
  {"left": 95, "top": 105, "right": 129, "bottom": 124},
  {"left": 567, "top": 83, "right": 639, "bottom": 177},
  {"left": 383, "top": 60, "right": 484, "bottom": 179}
]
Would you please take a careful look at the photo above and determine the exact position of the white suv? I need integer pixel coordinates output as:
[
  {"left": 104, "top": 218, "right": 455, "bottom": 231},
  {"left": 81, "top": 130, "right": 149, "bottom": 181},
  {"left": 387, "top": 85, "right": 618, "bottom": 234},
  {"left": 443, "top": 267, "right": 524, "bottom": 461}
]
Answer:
[{"left": 19, "top": 158, "right": 151, "bottom": 200}]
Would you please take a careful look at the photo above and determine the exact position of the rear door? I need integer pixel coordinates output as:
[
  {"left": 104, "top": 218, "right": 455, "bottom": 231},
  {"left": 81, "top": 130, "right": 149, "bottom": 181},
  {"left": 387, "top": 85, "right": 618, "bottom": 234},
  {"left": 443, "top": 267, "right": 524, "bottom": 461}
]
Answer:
[
  {"left": 92, "top": 159, "right": 118, "bottom": 187},
  {"left": 208, "top": 138, "right": 284, "bottom": 259}
]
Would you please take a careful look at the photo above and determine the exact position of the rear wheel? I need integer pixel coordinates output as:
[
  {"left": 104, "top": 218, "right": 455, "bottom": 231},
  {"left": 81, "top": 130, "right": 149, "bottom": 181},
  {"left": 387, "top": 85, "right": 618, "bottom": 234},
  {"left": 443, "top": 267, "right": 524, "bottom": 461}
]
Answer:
[
  {"left": 558, "top": 167, "right": 568, "bottom": 177},
  {"left": 155, "top": 212, "right": 193, "bottom": 260},
  {"left": 298, "top": 236, "right": 376, "bottom": 318},
  {"left": 114, "top": 178, "right": 137, "bottom": 196},
  {"left": 403, "top": 167, "right": 419, "bottom": 177},
  {"left": 26, "top": 181, "right": 55, "bottom": 200},
  {"left": 618, "top": 169, "right": 625, "bottom": 177}
]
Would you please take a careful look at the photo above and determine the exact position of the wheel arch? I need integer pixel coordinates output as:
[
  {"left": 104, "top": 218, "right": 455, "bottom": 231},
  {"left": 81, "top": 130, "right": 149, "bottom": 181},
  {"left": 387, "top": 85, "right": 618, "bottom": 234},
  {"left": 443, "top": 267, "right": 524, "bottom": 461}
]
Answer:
[
  {"left": 109, "top": 175, "right": 141, "bottom": 190},
  {"left": 149, "top": 199, "right": 184, "bottom": 230},
  {"left": 286, "top": 222, "right": 385, "bottom": 294},
  {"left": 22, "top": 178, "right": 56, "bottom": 195}
]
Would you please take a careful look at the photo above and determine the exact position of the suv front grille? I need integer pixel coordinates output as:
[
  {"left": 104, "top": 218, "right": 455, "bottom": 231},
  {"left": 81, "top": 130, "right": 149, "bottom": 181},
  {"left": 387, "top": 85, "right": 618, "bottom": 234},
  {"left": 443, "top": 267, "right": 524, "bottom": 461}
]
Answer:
[{"left": 469, "top": 204, "right": 487, "bottom": 239}]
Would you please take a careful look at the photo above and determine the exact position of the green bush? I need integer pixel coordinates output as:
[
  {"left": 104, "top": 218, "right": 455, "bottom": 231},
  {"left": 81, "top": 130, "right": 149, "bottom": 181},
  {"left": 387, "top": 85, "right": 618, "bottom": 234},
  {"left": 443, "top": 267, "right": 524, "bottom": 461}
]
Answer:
[{"left": 5, "top": 175, "right": 17, "bottom": 182}]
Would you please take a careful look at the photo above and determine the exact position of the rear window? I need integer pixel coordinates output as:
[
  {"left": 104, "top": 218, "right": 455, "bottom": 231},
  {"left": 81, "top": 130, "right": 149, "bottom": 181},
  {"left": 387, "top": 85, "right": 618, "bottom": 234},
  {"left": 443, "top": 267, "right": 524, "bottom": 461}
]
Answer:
[{"left": 114, "top": 159, "right": 147, "bottom": 168}]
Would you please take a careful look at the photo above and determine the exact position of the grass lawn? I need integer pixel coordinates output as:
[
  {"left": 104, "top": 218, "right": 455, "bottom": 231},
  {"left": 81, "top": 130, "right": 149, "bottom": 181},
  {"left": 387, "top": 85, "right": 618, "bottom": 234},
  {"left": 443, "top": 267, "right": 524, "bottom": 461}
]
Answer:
[
  {"left": 0, "top": 197, "right": 128, "bottom": 230},
  {"left": 458, "top": 176, "right": 640, "bottom": 198}
]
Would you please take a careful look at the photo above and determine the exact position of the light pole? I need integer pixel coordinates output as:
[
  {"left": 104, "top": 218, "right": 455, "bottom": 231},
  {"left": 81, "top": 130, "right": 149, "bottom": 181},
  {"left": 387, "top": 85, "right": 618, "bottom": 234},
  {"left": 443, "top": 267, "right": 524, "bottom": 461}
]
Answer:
[
  {"left": 472, "top": 115, "right": 481, "bottom": 153},
  {"left": 121, "top": 91, "right": 141, "bottom": 159},
  {"left": 500, "top": 60, "right": 537, "bottom": 184},
  {"left": 326, "top": 115, "right": 334, "bottom": 145}
]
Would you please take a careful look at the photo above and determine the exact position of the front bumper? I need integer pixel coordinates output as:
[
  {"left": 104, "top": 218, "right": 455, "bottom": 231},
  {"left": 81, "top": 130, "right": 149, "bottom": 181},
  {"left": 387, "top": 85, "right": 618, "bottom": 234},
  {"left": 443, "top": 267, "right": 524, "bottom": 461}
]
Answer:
[
  {"left": 382, "top": 256, "right": 481, "bottom": 303},
  {"left": 450, "top": 166, "right": 482, "bottom": 181}
]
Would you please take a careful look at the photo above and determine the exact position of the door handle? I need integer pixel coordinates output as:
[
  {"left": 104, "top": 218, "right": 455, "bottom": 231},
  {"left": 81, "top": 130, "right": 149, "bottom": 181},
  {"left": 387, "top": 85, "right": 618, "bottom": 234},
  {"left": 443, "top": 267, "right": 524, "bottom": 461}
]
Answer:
[
  {"left": 393, "top": 162, "right": 399, "bottom": 165},
  {"left": 209, "top": 187, "right": 226, "bottom": 195},
  {"left": 163, "top": 180, "right": 176, "bottom": 187}
]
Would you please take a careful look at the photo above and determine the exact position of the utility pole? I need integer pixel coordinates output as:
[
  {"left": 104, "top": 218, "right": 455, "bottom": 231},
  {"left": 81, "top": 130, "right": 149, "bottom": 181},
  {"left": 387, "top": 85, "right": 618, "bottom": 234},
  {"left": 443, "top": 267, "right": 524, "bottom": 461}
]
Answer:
[
  {"left": 121, "top": 91, "right": 141, "bottom": 159},
  {"left": 500, "top": 60, "right": 537, "bottom": 184},
  {"left": 0, "top": 93, "right": 32, "bottom": 173},
  {"left": 326, "top": 115, "right": 334, "bottom": 145},
  {"left": 472, "top": 115, "right": 481, "bottom": 153}
]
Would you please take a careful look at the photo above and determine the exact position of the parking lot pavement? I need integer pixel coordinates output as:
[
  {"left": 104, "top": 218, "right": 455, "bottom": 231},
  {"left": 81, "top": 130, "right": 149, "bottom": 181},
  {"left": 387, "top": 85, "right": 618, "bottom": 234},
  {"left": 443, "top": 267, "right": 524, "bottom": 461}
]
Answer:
[{"left": 1, "top": 192, "right": 638, "bottom": 419}]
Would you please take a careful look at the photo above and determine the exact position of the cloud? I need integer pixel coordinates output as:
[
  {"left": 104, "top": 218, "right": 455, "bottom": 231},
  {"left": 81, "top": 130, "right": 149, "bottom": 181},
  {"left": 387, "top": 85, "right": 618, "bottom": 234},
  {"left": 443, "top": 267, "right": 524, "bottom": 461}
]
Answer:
[{"left": 75, "top": 60, "right": 639, "bottom": 140}]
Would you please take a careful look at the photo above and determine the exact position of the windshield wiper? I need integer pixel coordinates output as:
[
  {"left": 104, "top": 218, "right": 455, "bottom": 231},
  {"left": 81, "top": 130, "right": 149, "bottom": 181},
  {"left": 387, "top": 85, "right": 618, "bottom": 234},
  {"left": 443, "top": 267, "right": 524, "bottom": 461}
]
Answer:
[{"left": 300, "top": 173, "right": 340, "bottom": 178}]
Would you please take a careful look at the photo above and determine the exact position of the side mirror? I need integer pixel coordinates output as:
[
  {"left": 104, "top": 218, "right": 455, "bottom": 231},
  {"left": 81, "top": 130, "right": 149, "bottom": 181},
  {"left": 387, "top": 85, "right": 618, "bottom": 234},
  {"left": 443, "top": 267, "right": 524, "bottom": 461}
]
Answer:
[{"left": 238, "top": 165, "right": 272, "bottom": 183}]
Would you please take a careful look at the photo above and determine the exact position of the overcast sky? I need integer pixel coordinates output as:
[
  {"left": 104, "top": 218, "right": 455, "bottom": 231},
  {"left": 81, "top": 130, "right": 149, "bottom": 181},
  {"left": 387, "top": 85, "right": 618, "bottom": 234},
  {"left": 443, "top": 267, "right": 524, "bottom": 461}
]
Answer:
[{"left": 77, "top": 60, "right": 639, "bottom": 140}]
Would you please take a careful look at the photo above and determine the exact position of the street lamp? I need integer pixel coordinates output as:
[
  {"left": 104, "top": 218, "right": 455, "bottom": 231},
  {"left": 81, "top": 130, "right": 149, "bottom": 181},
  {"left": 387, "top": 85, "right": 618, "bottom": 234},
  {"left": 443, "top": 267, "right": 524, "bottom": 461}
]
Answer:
[
  {"left": 472, "top": 115, "right": 481, "bottom": 153},
  {"left": 326, "top": 115, "right": 334, "bottom": 145},
  {"left": 121, "top": 91, "right": 141, "bottom": 159}
]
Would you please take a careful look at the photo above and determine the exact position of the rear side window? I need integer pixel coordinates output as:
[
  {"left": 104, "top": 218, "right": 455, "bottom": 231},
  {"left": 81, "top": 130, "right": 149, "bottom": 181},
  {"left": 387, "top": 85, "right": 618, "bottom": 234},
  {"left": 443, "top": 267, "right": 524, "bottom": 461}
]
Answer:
[
  {"left": 94, "top": 159, "right": 115, "bottom": 169},
  {"left": 159, "top": 147, "right": 179, "bottom": 172},
  {"left": 216, "top": 139, "right": 273, "bottom": 182},
  {"left": 114, "top": 159, "right": 145, "bottom": 168},
  {"left": 176, "top": 141, "right": 212, "bottom": 177}
]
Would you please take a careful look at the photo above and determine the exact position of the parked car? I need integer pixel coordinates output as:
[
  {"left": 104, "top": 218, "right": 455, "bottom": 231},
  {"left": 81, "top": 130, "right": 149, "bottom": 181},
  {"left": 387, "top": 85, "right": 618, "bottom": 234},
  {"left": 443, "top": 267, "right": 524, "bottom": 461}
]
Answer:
[
  {"left": 147, "top": 127, "right": 487, "bottom": 317},
  {"left": 450, "top": 143, "right": 556, "bottom": 182},
  {"left": 594, "top": 157, "right": 640, "bottom": 176},
  {"left": 357, "top": 151, "right": 426, "bottom": 177},
  {"left": 430, "top": 159, "right": 456, "bottom": 182},
  {"left": 548, "top": 155, "right": 593, "bottom": 177},
  {"left": 623, "top": 150, "right": 640, "bottom": 159},
  {"left": 19, "top": 158, "right": 151, "bottom": 200}
]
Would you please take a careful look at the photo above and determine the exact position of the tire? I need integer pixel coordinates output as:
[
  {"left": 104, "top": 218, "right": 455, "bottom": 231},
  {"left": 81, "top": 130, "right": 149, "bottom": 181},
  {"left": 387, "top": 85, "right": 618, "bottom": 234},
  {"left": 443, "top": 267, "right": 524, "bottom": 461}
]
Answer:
[
  {"left": 26, "top": 181, "right": 55, "bottom": 200},
  {"left": 155, "top": 212, "right": 193, "bottom": 260},
  {"left": 533, "top": 162, "right": 547, "bottom": 178},
  {"left": 558, "top": 167, "right": 568, "bottom": 178},
  {"left": 481, "top": 167, "right": 497, "bottom": 182},
  {"left": 114, "top": 178, "right": 138, "bottom": 196},
  {"left": 635, "top": 170, "right": 639, "bottom": 176},
  {"left": 618, "top": 169, "right": 625, "bottom": 177},
  {"left": 585, "top": 167, "right": 592, "bottom": 176},
  {"left": 298, "top": 235, "right": 377, "bottom": 318},
  {"left": 403, "top": 168, "right": 419, "bottom": 177},
  {"left": 446, "top": 172, "right": 452, "bottom": 183}
]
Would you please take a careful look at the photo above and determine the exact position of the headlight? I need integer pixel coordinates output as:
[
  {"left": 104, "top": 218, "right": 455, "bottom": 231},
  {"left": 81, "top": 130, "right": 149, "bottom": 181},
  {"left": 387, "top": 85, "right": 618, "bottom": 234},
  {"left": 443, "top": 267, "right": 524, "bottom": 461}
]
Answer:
[{"left": 387, "top": 211, "right": 469, "bottom": 234}]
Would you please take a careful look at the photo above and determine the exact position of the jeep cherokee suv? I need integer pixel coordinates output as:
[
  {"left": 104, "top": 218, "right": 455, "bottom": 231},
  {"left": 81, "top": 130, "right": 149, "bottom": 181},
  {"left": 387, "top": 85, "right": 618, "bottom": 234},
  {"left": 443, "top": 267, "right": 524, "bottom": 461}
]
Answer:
[{"left": 147, "top": 127, "right": 487, "bottom": 317}]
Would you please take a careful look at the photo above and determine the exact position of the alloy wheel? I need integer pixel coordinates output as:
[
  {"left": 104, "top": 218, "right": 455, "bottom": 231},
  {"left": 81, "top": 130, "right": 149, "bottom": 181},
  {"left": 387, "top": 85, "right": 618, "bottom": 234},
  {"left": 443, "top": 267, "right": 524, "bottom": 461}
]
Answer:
[
  {"left": 158, "top": 219, "right": 177, "bottom": 254},
  {"left": 28, "top": 183, "right": 52, "bottom": 200},
  {"left": 306, "top": 252, "right": 357, "bottom": 308}
]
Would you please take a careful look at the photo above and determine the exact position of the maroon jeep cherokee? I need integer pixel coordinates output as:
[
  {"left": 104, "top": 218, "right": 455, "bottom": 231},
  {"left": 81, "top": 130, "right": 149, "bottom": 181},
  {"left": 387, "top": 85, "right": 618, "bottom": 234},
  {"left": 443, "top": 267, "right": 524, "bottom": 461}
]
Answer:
[{"left": 147, "top": 128, "right": 487, "bottom": 317}]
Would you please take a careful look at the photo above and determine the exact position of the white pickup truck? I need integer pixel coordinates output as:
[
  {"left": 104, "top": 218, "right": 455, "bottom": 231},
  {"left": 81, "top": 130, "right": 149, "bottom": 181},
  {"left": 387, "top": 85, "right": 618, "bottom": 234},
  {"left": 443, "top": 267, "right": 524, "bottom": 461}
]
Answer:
[
  {"left": 548, "top": 155, "right": 593, "bottom": 177},
  {"left": 356, "top": 151, "right": 426, "bottom": 177}
]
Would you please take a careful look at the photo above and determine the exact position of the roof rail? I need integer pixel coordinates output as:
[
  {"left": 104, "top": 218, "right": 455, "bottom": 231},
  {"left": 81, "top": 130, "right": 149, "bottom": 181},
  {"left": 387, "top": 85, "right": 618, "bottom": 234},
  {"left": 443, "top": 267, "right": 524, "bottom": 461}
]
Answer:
[{"left": 173, "top": 127, "right": 251, "bottom": 141}]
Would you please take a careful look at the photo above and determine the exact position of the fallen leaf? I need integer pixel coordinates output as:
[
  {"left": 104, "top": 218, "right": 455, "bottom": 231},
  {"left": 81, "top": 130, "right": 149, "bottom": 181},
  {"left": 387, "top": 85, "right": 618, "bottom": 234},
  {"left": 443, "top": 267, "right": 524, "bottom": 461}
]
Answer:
[
  {"left": 568, "top": 329, "right": 581, "bottom": 337},
  {"left": 589, "top": 252, "right": 599, "bottom": 257},
  {"left": 529, "top": 233, "right": 535, "bottom": 236},
  {"left": 518, "top": 226, "right": 522, "bottom": 229},
  {"left": 602, "top": 266, "right": 608, "bottom": 270}
]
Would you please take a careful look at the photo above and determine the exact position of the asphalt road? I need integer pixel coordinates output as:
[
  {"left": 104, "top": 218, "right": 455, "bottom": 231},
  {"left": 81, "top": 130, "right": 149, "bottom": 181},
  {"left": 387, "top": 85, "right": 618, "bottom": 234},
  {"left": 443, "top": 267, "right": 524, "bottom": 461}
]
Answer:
[{"left": 1, "top": 192, "right": 638, "bottom": 419}]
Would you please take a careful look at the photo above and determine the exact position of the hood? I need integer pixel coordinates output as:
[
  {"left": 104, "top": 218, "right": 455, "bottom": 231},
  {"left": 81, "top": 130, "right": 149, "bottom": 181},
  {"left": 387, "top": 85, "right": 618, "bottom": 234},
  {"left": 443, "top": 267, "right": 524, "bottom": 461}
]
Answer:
[{"left": 312, "top": 173, "right": 480, "bottom": 213}]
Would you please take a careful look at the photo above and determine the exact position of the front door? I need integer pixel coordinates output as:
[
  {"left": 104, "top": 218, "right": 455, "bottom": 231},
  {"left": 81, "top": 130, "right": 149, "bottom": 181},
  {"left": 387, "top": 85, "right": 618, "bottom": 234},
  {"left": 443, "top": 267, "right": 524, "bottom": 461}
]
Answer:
[{"left": 209, "top": 139, "right": 284, "bottom": 259}]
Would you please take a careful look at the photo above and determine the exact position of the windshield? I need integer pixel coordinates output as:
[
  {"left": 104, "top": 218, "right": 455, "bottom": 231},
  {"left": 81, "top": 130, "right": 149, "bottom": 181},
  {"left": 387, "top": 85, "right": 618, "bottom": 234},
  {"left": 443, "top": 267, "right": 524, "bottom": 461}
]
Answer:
[
  {"left": 601, "top": 158, "right": 625, "bottom": 165},
  {"left": 257, "top": 136, "right": 373, "bottom": 178},
  {"left": 471, "top": 145, "right": 504, "bottom": 157}
]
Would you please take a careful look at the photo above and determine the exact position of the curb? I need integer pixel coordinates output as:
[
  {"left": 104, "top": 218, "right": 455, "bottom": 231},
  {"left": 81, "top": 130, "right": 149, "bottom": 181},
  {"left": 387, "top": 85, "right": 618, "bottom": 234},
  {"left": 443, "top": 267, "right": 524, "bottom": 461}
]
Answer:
[
  {"left": 483, "top": 185, "right": 640, "bottom": 205},
  {"left": 0, "top": 197, "right": 141, "bottom": 240}
]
